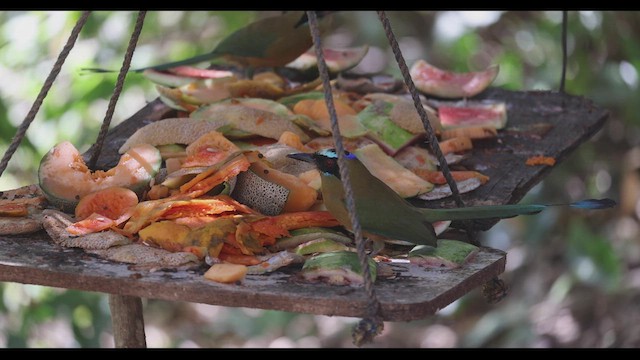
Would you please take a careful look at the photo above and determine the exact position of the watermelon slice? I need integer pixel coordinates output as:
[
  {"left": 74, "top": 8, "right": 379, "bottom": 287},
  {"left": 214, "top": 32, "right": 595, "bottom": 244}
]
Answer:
[
  {"left": 437, "top": 101, "right": 507, "bottom": 130},
  {"left": 410, "top": 59, "right": 499, "bottom": 99},
  {"left": 286, "top": 45, "right": 370, "bottom": 74}
]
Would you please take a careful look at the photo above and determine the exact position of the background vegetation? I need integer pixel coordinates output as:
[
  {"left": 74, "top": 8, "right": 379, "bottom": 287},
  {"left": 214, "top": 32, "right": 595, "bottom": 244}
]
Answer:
[{"left": 0, "top": 11, "right": 636, "bottom": 348}]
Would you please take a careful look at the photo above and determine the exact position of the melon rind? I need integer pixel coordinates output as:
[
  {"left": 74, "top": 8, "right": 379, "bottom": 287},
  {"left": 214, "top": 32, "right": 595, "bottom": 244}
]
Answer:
[{"left": 38, "top": 141, "right": 161, "bottom": 212}]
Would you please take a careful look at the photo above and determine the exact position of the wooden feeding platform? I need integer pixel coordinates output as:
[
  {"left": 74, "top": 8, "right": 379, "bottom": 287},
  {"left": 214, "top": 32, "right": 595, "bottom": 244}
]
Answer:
[{"left": 0, "top": 88, "right": 609, "bottom": 346}]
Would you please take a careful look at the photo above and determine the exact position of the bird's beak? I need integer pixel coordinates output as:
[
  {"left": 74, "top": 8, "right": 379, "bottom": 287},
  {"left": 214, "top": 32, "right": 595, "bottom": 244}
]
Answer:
[{"left": 287, "top": 152, "right": 315, "bottom": 163}]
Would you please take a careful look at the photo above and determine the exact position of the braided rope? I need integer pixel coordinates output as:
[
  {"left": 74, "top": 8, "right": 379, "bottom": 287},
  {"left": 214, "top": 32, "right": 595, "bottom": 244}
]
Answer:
[
  {"left": 377, "top": 11, "right": 464, "bottom": 208},
  {"left": 377, "top": 11, "right": 479, "bottom": 245},
  {"left": 307, "top": 11, "right": 384, "bottom": 347},
  {"left": 88, "top": 11, "right": 147, "bottom": 169},
  {"left": 0, "top": 11, "right": 91, "bottom": 178}
]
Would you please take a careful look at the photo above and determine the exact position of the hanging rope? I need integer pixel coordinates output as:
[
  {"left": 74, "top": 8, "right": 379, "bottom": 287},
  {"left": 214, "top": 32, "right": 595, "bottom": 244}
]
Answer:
[
  {"left": 559, "top": 10, "right": 568, "bottom": 93},
  {"left": 0, "top": 11, "right": 91, "bottom": 178},
  {"left": 88, "top": 11, "right": 147, "bottom": 169},
  {"left": 307, "top": 11, "right": 384, "bottom": 347},
  {"left": 376, "top": 11, "right": 478, "bottom": 244}
]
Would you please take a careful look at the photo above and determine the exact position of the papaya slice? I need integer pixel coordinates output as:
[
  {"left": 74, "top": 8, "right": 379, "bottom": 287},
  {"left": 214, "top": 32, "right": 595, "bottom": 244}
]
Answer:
[
  {"left": 74, "top": 187, "right": 139, "bottom": 221},
  {"left": 181, "top": 131, "right": 240, "bottom": 168}
]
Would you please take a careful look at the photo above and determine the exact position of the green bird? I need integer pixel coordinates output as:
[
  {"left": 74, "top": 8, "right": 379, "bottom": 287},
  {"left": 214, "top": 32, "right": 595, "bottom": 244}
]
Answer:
[
  {"left": 87, "top": 11, "right": 333, "bottom": 77},
  {"left": 288, "top": 149, "right": 616, "bottom": 247}
]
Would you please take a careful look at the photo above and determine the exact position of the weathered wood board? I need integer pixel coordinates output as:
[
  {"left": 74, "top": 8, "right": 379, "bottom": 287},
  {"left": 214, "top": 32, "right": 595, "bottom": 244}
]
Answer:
[
  {"left": 0, "top": 88, "right": 608, "bottom": 321},
  {"left": 0, "top": 230, "right": 505, "bottom": 322}
]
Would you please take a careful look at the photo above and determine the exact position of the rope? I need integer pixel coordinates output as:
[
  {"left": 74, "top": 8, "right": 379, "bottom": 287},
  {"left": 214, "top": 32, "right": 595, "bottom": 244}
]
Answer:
[
  {"left": 88, "top": 11, "right": 147, "bottom": 169},
  {"left": 559, "top": 10, "right": 568, "bottom": 93},
  {"left": 307, "top": 11, "right": 383, "bottom": 347},
  {"left": 377, "top": 11, "right": 478, "bottom": 244},
  {"left": 0, "top": 11, "right": 91, "bottom": 178}
]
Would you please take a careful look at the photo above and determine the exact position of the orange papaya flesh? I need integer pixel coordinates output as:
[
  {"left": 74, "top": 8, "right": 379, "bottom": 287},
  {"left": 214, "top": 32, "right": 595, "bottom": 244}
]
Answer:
[
  {"left": 181, "top": 131, "right": 240, "bottom": 168},
  {"left": 66, "top": 212, "right": 119, "bottom": 236},
  {"left": 75, "top": 187, "right": 139, "bottom": 221},
  {"left": 180, "top": 152, "right": 251, "bottom": 197},
  {"left": 0, "top": 203, "right": 30, "bottom": 217},
  {"left": 125, "top": 195, "right": 253, "bottom": 234},
  {"left": 249, "top": 211, "right": 340, "bottom": 241}
]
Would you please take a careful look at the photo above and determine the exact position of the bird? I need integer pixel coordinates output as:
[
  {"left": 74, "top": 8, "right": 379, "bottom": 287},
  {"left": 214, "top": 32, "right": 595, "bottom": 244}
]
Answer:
[
  {"left": 287, "top": 149, "right": 616, "bottom": 247},
  {"left": 86, "top": 11, "right": 334, "bottom": 78}
]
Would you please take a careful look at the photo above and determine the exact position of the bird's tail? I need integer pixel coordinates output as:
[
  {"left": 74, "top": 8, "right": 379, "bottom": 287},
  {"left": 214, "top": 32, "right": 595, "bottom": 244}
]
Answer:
[
  {"left": 420, "top": 198, "right": 616, "bottom": 222},
  {"left": 82, "top": 52, "right": 219, "bottom": 74}
]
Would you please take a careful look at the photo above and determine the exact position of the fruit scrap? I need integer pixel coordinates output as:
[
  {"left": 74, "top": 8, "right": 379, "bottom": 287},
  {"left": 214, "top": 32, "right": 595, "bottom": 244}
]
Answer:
[
  {"left": 409, "top": 239, "right": 479, "bottom": 269},
  {"left": 438, "top": 137, "right": 473, "bottom": 155},
  {"left": 180, "top": 130, "right": 241, "bottom": 168},
  {"left": 230, "top": 152, "right": 318, "bottom": 215},
  {"left": 124, "top": 194, "right": 254, "bottom": 235},
  {"left": 204, "top": 263, "right": 248, "bottom": 284},
  {"left": 440, "top": 126, "right": 498, "bottom": 141},
  {"left": 138, "top": 211, "right": 339, "bottom": 262},
  {"left": 410, "top": 59, "right": 499, "bottom": 99},
  {"left": 179, "top": 151, "right": 251, "bottom": 197},
  {"left": 437, "top": 101, "right": 507, "bottom": 130},
  {"left": 301, "top": 251, "right": 377, "bottom": 286},
  {"left": 526, "top": 155, "right": 556, "bottom": 167}
]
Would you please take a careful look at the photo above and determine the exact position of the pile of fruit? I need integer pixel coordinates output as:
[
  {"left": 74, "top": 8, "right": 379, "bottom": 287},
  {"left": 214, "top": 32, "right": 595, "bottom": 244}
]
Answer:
[{"left": 3, "top": 46, "right": 506, "bottom": 285}]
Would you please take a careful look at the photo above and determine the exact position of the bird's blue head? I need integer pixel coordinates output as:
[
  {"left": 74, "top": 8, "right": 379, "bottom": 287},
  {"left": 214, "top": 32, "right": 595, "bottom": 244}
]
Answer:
[{"left": 287, "top": 149, "right": 356, "bottom": 178}]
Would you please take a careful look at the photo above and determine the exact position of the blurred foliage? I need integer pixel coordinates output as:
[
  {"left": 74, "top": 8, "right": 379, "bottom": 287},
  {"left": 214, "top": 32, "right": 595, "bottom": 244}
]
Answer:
[{"left": 0, "top": 10, "right": 638, "bottom": 348}]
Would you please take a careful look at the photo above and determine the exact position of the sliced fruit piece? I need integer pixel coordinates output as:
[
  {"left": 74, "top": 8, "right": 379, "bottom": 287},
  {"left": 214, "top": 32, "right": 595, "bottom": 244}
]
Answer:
[
  {"left": 204, "top": 263, "right": 248, "bottom": 283},
  {"left": 156, "top": 144, "right": 187, "bottom": 160},
  {"left": 39, "top": 142, "right": 161, "bottom": 212},
  {"left": 410, "top": 59, "right": 499, "bottom": 98},
  {"left": 74, "top": 187, "right": 139, "bottom": 221},
  {"left": 354, "top": 143, "right": 433, "bottom": 198},
  {"left": 66, "top": 212, "right": 119, "bottom": 236},
  {"left": 438, "top": 137, "right": 473, "bottom": 155},
  {"left": 301, "top": 251, "right": 377, "bottom": 286},
  {"left": 155, "top": 76, "right": 238, "bottom": 109},
  {"left": 125, "top": 194, "right": 253, "bottom": 234},
  {"left": 409, "top": 239, "right": 479, "bottom": 269},
  {"left": 138, "top": 220, "right": 192, "bottom": 252},
  {"left": 226, "top": 78, "right": 285, "bottom": 99},
  {"left": 181, "top": 131, "right": 240, "bottom": 168},
  {"left": 221, "top": 98, "right": 293, "bottom": 117},
  {"left": 440, "top": 126, "right": 498, "bottom": 140},
  {"left": 0, "top": 185, "right": 47, "bottom": 217},
  {"left": 357, "top": 101, "right": 421, "bottom": 155},
  {"left": 437, "top": 101, "right": 507, "bottom": 129},
  {"left": 278, "top": 91, "right": 325, "bottom": 109},
  {"left": 294, "top": 239, "right": 349, "bottom": 255},
  {"left": 231, "top": 155, "right": 318, "bottom": 215},
  {"left": 355, "top": 95, "right": 441, "bottom": 134},
  {"left": 286, "top": 45, "right": 370, "bottom": 74},
  {"left": 292, "top": 98, "right": 363, "bottom": 135},
  {"left": 393, "top": 146, "right": 438, "bottom": 173},
  {"left": 179, "top": 151, "right": 251, "bottom": 197},
  {"left": 248, "top": 211, "right": 340, "bottom": 246},
  {"left": 272, "top": 227, "right": 352, "bottom": 251},
  {"left": 191, "top": 103, "right": 310, "bottom": 143},
  {"left": 119, "top": 118, "right": 228, "bottom": 154},
  {"left": 246, "top": 251, "right": 305, "bottom": 274}
]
